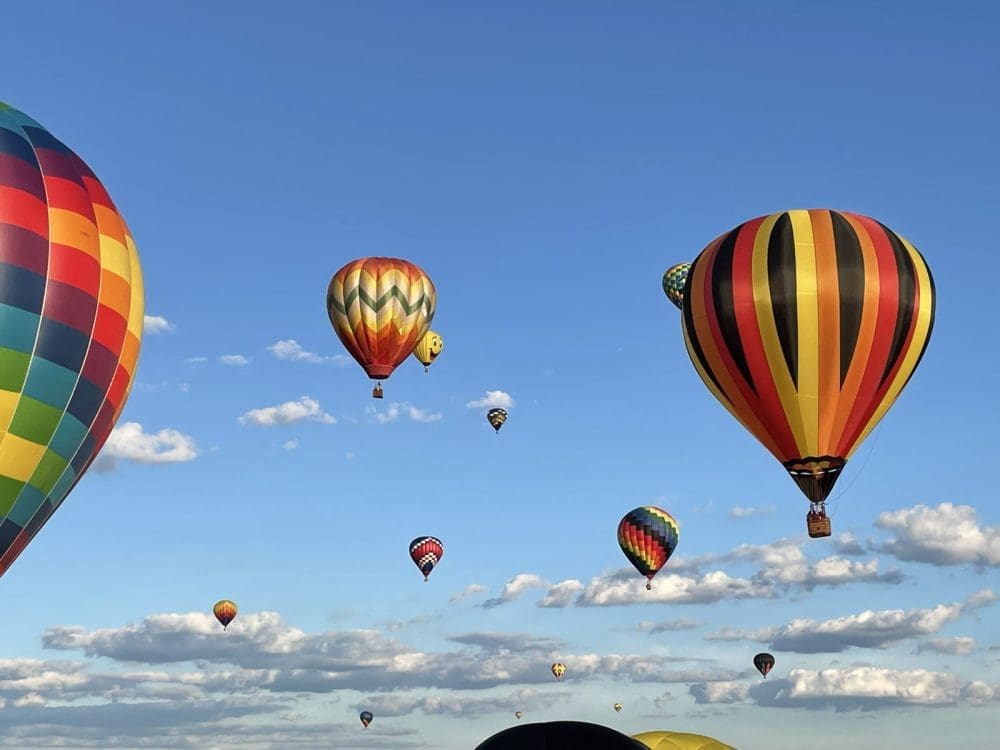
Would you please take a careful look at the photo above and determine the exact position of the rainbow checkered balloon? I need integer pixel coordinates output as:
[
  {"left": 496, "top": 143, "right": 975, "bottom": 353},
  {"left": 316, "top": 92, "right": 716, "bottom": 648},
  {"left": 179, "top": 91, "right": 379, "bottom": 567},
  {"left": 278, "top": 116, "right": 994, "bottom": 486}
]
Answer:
[
  {"left": 617, "top": 505, "right": 679, "bottom": 589},
  {"left": 0, "top": 102, "right": 143, "bottom": 577}
]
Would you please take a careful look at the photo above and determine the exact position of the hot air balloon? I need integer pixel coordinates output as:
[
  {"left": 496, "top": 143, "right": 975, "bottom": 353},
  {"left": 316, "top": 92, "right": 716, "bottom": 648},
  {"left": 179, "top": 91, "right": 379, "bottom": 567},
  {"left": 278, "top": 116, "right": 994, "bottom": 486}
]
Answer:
[
  {"left": 753, "top": 652, "right": 775, "bottom": 678},
  {"left": 409, "top": 536, "right": 444, "bottom": 581},
  {"left": 360, "top": 710, "right": 373, "bottom": 728},
  {"left": 0, "top": 103, "right": 144, "bottom": 579},
  {"left": 477, "top": 721, "right": 647, "bottom": 750},
  {"left": 613, "top": 702, "right": 622, "bottom": 714},
  {"left": 487, "top": 408, "right": 507, "bottom": 433},
  {"left": 633, "top": 731, "right": 736, "bottom": 750},
  {"left": 551, "top": 662, "right": 566, "bottom": 680},
  {"left": 412, "top": 330, "right": 443, "bottom": 372},
  {"left": 326, "top": 257, "right": 436, "bottom": 398},
  {"left": 662, "top": 263, "right": 691, "bottom": 310},
  {"left": 514, "top": 711, "right": 523, "bottom": 720},
  {"left": 618, "top": 506, "right": 680, "bottom": 590},
  {"left": 681, "top": 210, "right": 935, "bottom": 537},
  {"left": 213, "top": 600, "right": 237, "bottom": 630}
]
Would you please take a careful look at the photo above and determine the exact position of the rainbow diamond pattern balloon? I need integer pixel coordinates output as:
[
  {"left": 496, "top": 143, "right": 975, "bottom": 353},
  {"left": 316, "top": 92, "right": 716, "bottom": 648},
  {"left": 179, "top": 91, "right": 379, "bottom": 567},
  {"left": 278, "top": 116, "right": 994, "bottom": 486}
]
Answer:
[{"left": 0, "top": 102, "right": 143, "bottom": 577}]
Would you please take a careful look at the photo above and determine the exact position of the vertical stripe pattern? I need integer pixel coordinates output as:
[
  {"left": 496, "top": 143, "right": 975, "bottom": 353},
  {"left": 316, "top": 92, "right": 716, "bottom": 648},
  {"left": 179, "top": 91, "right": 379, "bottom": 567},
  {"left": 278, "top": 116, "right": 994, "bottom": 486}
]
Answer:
[{"left": 681, "top": 209, "right": 934, "bottom": 503}]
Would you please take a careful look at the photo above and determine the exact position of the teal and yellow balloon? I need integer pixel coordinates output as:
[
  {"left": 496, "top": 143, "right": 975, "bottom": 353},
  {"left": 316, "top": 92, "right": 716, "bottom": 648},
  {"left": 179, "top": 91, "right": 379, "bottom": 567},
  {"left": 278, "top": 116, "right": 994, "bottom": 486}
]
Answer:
[
  {"left": 617, "top": 506, "right": 680, "bottom": 590},
  {"left": 662, "top": 263, "right": 691, "bottom": 310}
]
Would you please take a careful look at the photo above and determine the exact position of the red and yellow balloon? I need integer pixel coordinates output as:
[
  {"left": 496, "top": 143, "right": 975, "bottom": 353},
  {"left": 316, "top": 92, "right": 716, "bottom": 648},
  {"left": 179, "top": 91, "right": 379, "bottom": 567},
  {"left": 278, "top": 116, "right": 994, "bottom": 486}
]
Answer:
[
  {"left": 326, "top": 257, "right": 436, "bottom": 398},
  {"left": 681, "top": 209, "right": 935, "bottom": 534}
]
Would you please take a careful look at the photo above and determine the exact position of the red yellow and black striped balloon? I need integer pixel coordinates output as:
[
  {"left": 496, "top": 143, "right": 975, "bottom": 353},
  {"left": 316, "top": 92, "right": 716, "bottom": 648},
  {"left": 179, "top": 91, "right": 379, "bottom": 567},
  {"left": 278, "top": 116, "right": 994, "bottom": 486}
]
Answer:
[{"left": 681, "top": 209, "right": 935, "bottom": 513}]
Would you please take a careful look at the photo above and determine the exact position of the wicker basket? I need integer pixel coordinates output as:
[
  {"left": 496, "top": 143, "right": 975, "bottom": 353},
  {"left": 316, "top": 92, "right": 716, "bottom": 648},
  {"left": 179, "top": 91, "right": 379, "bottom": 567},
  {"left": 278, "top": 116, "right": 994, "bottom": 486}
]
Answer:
[{"left": 807, "top": 513, "right": 832, "bottom": 538}]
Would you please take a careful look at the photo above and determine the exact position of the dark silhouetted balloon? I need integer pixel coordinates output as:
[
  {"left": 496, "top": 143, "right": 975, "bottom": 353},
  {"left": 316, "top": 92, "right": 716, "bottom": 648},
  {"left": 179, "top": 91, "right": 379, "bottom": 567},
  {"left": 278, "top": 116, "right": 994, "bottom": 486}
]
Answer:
[{"left": 475, "top": 720, "right": 647, "bottom": 750}]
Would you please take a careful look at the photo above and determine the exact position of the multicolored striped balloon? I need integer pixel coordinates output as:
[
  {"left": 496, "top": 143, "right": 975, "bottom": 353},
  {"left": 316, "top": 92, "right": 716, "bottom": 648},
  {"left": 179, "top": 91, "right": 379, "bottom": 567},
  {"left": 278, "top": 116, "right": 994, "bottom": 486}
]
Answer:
[
  {"left": 213, "top": 599, "right": 238, "bottom": 630},
  {"left": 409, "top": 535, "right": 444, "bottom": 581},
  {"left": 0, "top": 102, "right": 143, "bottom": 577},
  {"left": 661, "top": 262, "right": 691, "bottom": 310},
  {"left": 326, "top": 257, "right": 436, "bottom": 394},
  {"left": 617, "top": 506, "right": 680, "bottom": 590},
  {"left": 681, "top": 210, "right": 935, "bottom": 508}
]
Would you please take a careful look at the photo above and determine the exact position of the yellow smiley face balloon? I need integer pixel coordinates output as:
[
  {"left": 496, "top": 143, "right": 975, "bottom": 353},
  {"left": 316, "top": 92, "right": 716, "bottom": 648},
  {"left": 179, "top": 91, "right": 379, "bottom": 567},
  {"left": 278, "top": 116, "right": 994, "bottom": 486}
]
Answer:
[{"left": 413, "top": 330, "right": 444, "bottom": 371}]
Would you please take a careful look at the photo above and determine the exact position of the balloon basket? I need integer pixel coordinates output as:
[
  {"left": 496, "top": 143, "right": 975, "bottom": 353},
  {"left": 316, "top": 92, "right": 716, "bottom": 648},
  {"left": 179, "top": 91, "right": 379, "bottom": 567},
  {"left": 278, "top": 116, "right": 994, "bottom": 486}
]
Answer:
[
  {"left": 372, "top": 383, "right": 384, "bottom": 399},
  {"left": 807, "top": 505, "right": 832, "bottom": 538}
]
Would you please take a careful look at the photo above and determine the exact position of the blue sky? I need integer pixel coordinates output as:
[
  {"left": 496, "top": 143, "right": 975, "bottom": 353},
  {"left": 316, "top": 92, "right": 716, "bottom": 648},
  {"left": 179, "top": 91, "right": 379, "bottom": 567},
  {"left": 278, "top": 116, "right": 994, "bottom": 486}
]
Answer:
[{"left": 1, "top": 2, "right": 998, "bottom": 748}]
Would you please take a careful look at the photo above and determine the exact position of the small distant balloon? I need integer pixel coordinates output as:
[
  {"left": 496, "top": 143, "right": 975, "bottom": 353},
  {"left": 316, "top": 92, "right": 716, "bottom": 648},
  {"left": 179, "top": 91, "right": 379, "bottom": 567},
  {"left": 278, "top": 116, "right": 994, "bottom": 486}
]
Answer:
[
  {"left": 409, "top": 536, "right": 444, "bottom": 581},
  {"left": 360, "top": 710, "right": 374, "bottom": 728},
  {"left": 413, "top": 330, "right": 444, "bottom": 371},
  {"left": 661, "top": 262, "right": 691, "bottom": 310},
  {"left": 613, "top": 702, "right": 622, "bottom": 714},
  {"left": 753, "top": 652, "right": 775, "bottom": 679},
  {"left": 515, "top": 711, "right": 523, "bottom": 720},
  {"left": 487, "top": 408, "right": 508, "bottom": 433},
  {"left": 213, "top": 600, "right": 237, "bottom": 630},
  {"left": 551, "top": 662, "right": 566, "bottom": 680}
]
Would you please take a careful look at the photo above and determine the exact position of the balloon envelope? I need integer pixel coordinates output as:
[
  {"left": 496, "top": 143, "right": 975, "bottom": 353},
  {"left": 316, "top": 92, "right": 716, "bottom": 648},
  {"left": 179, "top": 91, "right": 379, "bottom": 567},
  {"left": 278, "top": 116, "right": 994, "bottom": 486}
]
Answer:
[
  {"left": 632, "top": 731, "right": 736, "bottom": 750},
  {"left": 617, "top": 506, "right": 679, "bottom": 588},
  {"left": 488, "top": 408, "right": 508, "bottom": 433},
  {"left": 476, "top": 721, "right": 647, "bottom": 750},
  {"left": 681, "top": 209, "right": 934, "bottom": 505},
  {"left": 753, "top": 652, "right": 775, "bottom": 678},
  {"left": 662, "top": 263, "right": 691, "bottom": 309},
  {"left": 326, "top": 257, "right": 436, "bottom": 381},
  {"left": 213, "top": 600, "right": 237, "bottom": 629},
  {"left": 0, "top": 102, "right": 144, "bottom": 577},
  {"left": 409, "top": 535, "right": 444, "bottom": 580},
  {"left": 413, "top": 330, "right": 443, "bottom": 368}
]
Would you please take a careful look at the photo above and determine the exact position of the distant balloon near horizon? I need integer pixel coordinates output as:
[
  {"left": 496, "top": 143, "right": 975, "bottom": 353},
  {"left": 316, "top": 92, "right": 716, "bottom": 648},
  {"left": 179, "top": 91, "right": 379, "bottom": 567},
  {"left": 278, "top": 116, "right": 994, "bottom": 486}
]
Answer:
[
  {"left": 753, "top": 652, "right": 775, "bottom": 678},
  {"left": 326, "top": 257, "right": 436, "bottom": 398},
  {"left": 662, "top": 262, "right": 691, "bottom": 309},
  {"left": 550, "top": 662, "right": 566, "bottom": 680},
  {"left": 0, "top": 102, "right": 144, "bottom": 579},
  {"left": 681, "top": 209, "right": 935, "bottom": 534},
  {"left": 632, "top": 730, "right": 736, "bottom": 750},
  {"left": 359, "top": 710, "right": 373, "bottom": 728},
  {"left": 213, "top": 600, "right": 237, "bottom": 630}
]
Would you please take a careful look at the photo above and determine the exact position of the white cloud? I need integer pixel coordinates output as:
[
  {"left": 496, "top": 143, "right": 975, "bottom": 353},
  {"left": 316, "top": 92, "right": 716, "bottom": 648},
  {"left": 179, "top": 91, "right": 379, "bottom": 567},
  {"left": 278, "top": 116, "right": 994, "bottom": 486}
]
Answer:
[
  {"left": 267, "top": 339, "right": 349, "bottom": 365},
  {"left": 282, "top": 439, "right": 298, "bottom": 451},
  {"left": 184, "top": 356, "right": 208, "bottom": 364},
  {"left": 465, "top": 390, "right": 514, "bottom": 410},
  {"left": 94, "top": 422, "right": 198, "bottom": 471},
  {"left": 142, "top": 315, "right": 174, "bottom": 335},
  {"left": 238, "top": 397, "right": 336, "bottom": 427},
  {"left": 450, "top": 584, "right": 489, "bottom": 604},
  {"left": 219, "top": 354, "right": 251, "bottom": 366},
  {"left": 916, "top": 637, "right": 977, "bottom": 655},
  {"left": 875, "top": 503, "right": 1000, "bottom": 566},
  {"left": 730, "top": 505, "right": 776, "bottom": 518},
  {"left": 703, "top": 590, "right": 995, "bottom": 653},
  {"left": 345, "top": 451, "right": 356, "bottom": 461},
  {"left": 368, "top": 403, "right": 443, "bottom": 425},
  {"left": 731, "top": 538, "right": 903, "bottom": 590},
  {"left": 482, "top": 574, "right": 550, "bottom": 609}
]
